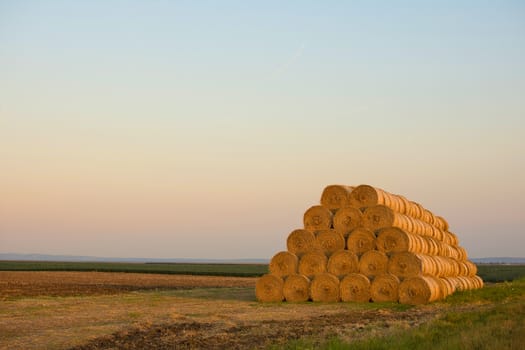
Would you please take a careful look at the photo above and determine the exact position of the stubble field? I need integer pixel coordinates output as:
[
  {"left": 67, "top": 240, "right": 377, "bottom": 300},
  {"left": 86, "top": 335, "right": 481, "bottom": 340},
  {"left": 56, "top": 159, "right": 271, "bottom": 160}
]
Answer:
[{"left": 0, "top": 264, "right": 524, "bottom": 350}]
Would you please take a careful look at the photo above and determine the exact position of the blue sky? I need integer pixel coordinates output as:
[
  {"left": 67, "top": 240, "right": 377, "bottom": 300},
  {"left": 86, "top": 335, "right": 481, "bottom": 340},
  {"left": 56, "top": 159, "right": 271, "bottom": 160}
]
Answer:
[{"left": 1, "top": 1, "right": 524, "bottom": 258}]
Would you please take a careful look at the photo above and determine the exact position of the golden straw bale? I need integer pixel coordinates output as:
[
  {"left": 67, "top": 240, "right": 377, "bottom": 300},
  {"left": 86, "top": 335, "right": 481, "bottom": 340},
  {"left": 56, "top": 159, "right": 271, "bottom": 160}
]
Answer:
[
  {"left": 463, "top": 260, "right": 478, "bottom": 277},
  {"left": 359, "top": 250, "right": 389, "bottom": 278},
  {"left": 388, "top": 252, "right": 436, "bottom": 278},
  {"left": 340, "top": 273, "right": 371, "bottom": 302},
  {"left": 303, "top": 205, "right": 333, "bottom": 231},
  {"left": 362, "top": 205, "right": 407, "bottom": 231},
  {"left": 456, "top": 246, "right": 468, "bottom": 261},
  {"left": 255, "top": 274, "right": 284, "bottom": 302},
  {"left": 283, "top": 274, "right": 311, "bottom": 302},
  {"left": 310, "top": 273, "right": 340, "bottom": 302},
  {"left": 434, "top": 216, "right": 449, "bottom": 231},
  {"left": 376, "top": 227, "right": 429, "bottom": 255},
  {"left": 348, "top": 184, "right": 390, "bottom": 209},
  {"left": 348, "top": 185, "right": 445, "bottom": 227},
  {"left": 430, "top": 256, "right": 461, "bottom": 277},
  {"left": 443, "top": 276, "right": 482, "bottom": 291},
  {"left": 348, "top": 184, "right": 392, "bottom": 209},
  {"left": 315, "top": 229, "right": 345, "bottom": 256},
  {"left": 287, "top": 229, "right": 318, "bottom": 256},
  {"left": 398, "top": 275, "right": 442, "bottom": 304},
  {"left": 370, "top": 273, "right": 400, "bottom": 303},
  {"left": 333, "top": 207, "right": 363, "bottom": 237},
  {"left": 442, "top": 231, "right": 457, "bottom": 246},
  {"left": 320, "top": 185, "right": 355, "bottom": 211},
  {"left": 363, "top": 205, "right": 445, "bottom": 240},
  {"left": 438, "top": 277, "right": 457, "bottom": 296},
  {"left": 473, "top": 275, "right": 484, "bottom": 289},
  {"left": 448, "top": 231, "right": 459, "bottom": 246},
  {"left": 327, "top": 249, "right": 359, "bottom": 276},
  {"left": 298, "top": 251, "right": 328, "bottom": 277},
  {"left": 347, "top": 227, "right": 376, "bottom": 256},
  {"left": 269, "top": 251, "right": 299, "bottom": 277},
  {"left": 457, "top": 261, "right": 469, "bottom": 276}
]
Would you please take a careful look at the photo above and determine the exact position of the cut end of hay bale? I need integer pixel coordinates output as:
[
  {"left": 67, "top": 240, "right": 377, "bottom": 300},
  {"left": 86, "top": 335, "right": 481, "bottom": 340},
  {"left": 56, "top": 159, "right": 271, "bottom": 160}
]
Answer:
[
  {"left": 269, "top": 251, "right": 299, "bottom": 277},
  {"left": 348, "top": 184, "right": 381, "bottom": 209},
  {"left": 362, "top": 205, "right": 396, "bottom": 231},
  {"left": 347, "top": 227, "right": 377, "bottom": 256},
  {"left": 320, "top": 185, "right": 354, "bottom": 210},
  {"left": 303, "top": 205, "right": 333, "bottom": 231},
  {"left": 283, "top": 274, "right": 311, "bottom": 302},
  {"left": 388, "top": 252, "right": 426, "bottom": 278},
  {"left": 298, "top": 251, "right": 328, "bottom": 277},
  {"left": 327, "top": 249, "right": 359, "bottom": 277},
  {"left": 358, "top": 250, "right": 388, "bottom": 277},
  {"left": 286, "top": 229, "right": 318, "bottom": 256},
  {"left": 340, "top": 273, "right": 371, "bottom": 302},
  {"left": 310, "top": 273, "right": 340, "bottom": 302},
  {"left": 333, "top": 207, "right": 363, "bottom": 237},
  {"left": 370, "top": 273, "right": 400, "bottom": 303},
  {"left": 398, "top": 275, "right": 441, "bottom": 305},
  {"left": 315, "top": 229, "right": 345, "bottom": 256},
  {"left": 376, "top": 227, "right": 410, "bottom": 254},
  {"left": 255, "top": 274, "right": 284, "bottom": 302}
]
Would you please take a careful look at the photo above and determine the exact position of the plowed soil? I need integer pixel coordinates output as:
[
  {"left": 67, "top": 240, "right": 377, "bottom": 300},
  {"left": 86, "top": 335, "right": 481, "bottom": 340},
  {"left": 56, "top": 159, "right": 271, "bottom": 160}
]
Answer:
[{"left": 0, "top": 271, "right": 256, "bottom": 298}]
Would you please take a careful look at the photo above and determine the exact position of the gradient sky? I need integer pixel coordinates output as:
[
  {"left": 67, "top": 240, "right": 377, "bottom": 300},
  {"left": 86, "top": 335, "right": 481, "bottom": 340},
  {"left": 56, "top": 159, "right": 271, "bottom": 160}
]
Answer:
[{"left": 1, "top": 1, "right": 524, "bottom": 259}]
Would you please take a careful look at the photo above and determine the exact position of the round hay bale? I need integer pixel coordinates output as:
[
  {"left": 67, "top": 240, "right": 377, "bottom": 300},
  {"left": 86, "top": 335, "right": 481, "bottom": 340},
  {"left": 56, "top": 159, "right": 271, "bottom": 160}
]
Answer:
[
  {"left": 439, "top": 277, "right": 457, "bottom": 296},
  {"left": 320, "top": 185, "right": 354, "bottom": 211},
  {"left": 447, "top": 231, "right": 459, "bottom": 246},
  {"left": 333, "top": 207, "right": 363, "bottom": 237},
  {"left": 358, "top": 250, "right": 388, "bottom": 278},
  {"left": 310, "top": 273, "right": 340, "bottom": 302},
  {"left": 340, "top": 273, "right": 371, "bottom": 302},
  {"left": 316, "top": 229, "right": 345, "bottom": 256},
  {"left": 463, "top": 260, "right": 478, "bottom": 277},
  {"left": 362, "top": 205, "right": 405, "bottom": 231},
  {"left": 370, "top": 273, "right": 400, "bottom": 303},
  {"left": 269, "top": 251, "right": 299, "bottom": 277},
  {"left": 473, "top": 275, "right": 484, "bottom": 289},
  {"left": 430, "top": 256, "right": 459, "bottom": 277},
  {"left": 287, "top": 229, "right": 318, "bottom": 256},
  {"left": 327, "top": 249, "right": 359, "bottom": 276},
  {"left": 426, "top": 238, "right": 441, "bottom": 256},
  {"left": 347, "top": 227, "right": 376, "bottom": 256},
  {"left": 434, "top": 216, "right": 449, "bottom": 231},
  {"left": 388, "top": 252, "right": 435, "bottom": 278},
  {"left": 303, "top": 205, "right": 333, "bottom": 231},
  {"left": 398, "top": 275, "right": 442, "bottom": 304},
  {"left": 255, "top": 274, "right": 284, "bottom": 302},
  {"left": 376, "top": 227, "right": 428, "bottom": 254},
  {"left": 348, "top": 184, "right": 388, "bottom": 209},
  {"left": 283, "top": 274, "right": 311, "bottom": 302},
  {"left": 298, "top": 251, "right": 328, "bottom": 277},
  {"left": 456, "top": 246, "right": 468, "bottom": 261}
]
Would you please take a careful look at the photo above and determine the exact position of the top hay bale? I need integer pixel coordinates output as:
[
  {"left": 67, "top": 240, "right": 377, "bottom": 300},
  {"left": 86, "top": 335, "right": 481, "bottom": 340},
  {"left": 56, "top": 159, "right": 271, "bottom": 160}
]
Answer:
[
  {"left": 320, "top": 185, "right": 354, "bottom": 211},
  {"left": 350, "top": 185, "right": 449, "bottom": 231}
]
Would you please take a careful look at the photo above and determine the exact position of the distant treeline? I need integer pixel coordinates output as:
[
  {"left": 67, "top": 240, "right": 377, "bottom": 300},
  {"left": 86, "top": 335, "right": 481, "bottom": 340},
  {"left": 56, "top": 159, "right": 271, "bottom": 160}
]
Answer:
[{"left": 0, "top": 261, "right": 268, "bottom": 277}]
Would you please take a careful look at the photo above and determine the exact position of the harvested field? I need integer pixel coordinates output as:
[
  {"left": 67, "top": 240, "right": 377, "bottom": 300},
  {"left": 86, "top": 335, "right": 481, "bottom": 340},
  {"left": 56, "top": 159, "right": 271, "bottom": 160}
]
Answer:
[
  {"left": 0, "top": 271, "right": 256, "bottom": 299},
  {"left": 0, "top": 270, "right": 523, "bottom": 350}
]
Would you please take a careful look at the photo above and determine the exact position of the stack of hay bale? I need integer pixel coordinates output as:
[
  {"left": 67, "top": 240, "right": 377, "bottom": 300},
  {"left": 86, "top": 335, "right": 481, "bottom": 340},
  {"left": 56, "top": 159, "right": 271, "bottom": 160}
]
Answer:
[{"left": 256, "top": 184, "right": 483, "bottom": 305}]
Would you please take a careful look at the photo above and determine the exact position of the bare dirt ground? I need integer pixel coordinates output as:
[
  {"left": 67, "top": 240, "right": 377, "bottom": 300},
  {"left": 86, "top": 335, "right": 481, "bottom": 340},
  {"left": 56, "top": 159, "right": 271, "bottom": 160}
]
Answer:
[{"left": 0, "top": 271, "right": 448, "bottom": 350}]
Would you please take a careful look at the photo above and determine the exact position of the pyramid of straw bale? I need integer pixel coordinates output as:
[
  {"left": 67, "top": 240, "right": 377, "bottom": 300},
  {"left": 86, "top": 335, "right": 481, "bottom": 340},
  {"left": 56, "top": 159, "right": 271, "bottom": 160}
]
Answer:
[{"left": 256, "top": 184, "right": 483, "bottom": 305}]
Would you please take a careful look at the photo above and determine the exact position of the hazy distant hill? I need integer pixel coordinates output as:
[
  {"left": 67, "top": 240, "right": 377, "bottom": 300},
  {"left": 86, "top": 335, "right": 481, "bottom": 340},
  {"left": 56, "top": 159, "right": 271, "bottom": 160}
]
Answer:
[
  {"left": 0, "top": 253, "right": 269, "bottom": 264},
  {"left": 470, "top": 257, "right": 525, "bottom": 264},
  {"left": 1, "top": 253, "right": 524, "bottom": 265}
]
